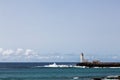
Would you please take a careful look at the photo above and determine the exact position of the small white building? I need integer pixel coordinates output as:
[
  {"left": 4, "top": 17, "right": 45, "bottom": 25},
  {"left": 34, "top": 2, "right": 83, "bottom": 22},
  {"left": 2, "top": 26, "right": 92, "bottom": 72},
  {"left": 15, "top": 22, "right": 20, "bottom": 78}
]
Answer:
[
  {"left": 80, "top": 53, "right": 88, "bottom": 63},
  {"left": 80, "top": 53, "right": 84, "bottom": 62}
]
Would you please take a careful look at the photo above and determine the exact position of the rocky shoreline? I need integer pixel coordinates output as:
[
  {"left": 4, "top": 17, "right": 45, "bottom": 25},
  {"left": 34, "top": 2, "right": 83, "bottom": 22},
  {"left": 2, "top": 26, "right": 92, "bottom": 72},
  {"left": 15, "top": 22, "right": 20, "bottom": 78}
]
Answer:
[{"left": 76, "top": 62, "right": 120, "bottom": 68}]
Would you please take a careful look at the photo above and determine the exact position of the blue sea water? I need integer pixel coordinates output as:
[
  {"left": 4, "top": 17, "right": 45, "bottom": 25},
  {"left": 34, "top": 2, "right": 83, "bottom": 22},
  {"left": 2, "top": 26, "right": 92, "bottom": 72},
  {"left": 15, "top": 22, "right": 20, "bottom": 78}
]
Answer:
[{"left": 0, "top": 62, "right": 120, "bottom": 80}]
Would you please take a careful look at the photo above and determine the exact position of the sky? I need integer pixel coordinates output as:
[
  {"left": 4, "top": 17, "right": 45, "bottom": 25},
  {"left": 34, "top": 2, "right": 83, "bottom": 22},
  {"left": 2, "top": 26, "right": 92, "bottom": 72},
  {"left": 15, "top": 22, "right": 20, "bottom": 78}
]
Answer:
[{"left": 0, "top": 0, "right": 120, "bottom": 62}]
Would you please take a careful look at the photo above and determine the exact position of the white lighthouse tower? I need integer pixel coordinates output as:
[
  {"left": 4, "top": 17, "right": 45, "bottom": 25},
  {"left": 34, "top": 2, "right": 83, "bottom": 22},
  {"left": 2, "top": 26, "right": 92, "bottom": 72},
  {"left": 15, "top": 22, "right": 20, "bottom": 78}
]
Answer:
[{"left": 80, "top": 53, "right": 84, "bottom": 62}]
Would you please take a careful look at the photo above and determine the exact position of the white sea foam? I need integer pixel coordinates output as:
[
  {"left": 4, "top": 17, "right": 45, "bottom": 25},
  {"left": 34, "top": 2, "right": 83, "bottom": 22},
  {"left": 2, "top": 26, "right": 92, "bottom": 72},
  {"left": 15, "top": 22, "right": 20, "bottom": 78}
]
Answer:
[
  {"left": 73, "top": 76, "right": 79, "bottom": 79},
  {"left": 44, "top": 63, "right": 67, "bottom": 67},
  {"left": 44, "top": 63, "right": 74, "bottom": 68}
]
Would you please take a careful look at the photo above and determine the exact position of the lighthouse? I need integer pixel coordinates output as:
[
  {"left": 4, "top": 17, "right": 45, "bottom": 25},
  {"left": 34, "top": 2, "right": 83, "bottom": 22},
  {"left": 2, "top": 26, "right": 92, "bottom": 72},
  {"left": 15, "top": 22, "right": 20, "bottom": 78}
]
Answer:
[{"left": 80, "top": 53, "right": 84, "bottom": 62}]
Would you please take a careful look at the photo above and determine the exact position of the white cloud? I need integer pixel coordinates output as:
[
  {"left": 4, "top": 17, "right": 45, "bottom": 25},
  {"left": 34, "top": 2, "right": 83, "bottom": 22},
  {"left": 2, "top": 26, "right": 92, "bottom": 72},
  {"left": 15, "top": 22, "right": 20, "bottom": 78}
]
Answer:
[
  {"left": 51, "top": 56, "right": 64, "bottom": 59},
  {"left": 16, "top": 48, "right": 24, "bottom": 55},
  {"left": 25, "top": 49, "right": 35, "bottom": 56},
  {"left": 0, "top": 48, "right": 3, "bottom": 53},
  {"left": 2, "top": 49, "right": 14, "bottom": 56},
  {"left": 0, "top": 48, "right": 65, "bottom": 62},
  {"left": 0, "top": 48, "right": 37, "bottom": 58}
]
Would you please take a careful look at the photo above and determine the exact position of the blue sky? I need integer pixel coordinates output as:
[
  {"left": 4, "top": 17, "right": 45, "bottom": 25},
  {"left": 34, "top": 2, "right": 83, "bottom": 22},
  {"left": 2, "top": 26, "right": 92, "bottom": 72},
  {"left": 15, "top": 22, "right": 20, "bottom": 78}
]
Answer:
[{"left": 0, "top": 0, "right": 120, "bottom": 62}]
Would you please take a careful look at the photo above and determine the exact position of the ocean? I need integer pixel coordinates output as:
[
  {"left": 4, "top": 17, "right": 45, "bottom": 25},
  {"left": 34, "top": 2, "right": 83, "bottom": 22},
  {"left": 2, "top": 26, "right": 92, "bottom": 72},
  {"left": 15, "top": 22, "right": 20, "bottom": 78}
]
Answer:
[{"left": 0, "top": 62, "right": 120, "bottom": 80}]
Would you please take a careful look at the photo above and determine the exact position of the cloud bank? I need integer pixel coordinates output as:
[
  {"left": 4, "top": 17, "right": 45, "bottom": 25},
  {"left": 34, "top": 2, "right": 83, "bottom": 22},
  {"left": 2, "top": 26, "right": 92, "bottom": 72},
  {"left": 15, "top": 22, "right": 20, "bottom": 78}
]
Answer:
[{"left": 0, "top": 48, "right": 64, "bottom": 62}]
